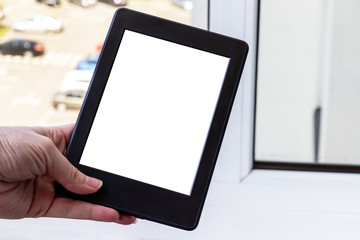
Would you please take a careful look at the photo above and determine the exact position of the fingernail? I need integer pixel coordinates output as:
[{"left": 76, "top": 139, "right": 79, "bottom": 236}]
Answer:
[
  {"left": 132, "top": 218, "right": 138, "bottom": 224},
  {"left": 86, "top": 176, "right": 103, "bottom": 189}
]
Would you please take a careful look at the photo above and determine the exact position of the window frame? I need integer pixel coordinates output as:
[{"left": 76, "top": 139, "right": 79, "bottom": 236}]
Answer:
[{"left": 208, "top": 0, "right": 258, "bottom": 181}]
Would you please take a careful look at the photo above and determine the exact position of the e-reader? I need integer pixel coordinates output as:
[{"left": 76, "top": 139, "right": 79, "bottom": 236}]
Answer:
[{"left": 58, "top": 8, "right": 248, "bottom": 230}]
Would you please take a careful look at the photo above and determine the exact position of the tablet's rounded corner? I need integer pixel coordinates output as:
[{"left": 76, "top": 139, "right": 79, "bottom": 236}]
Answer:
[
  {"left": 184, "top": 221, "right": 200, "bottom": 231},
  {"left": 115, "top": 6, "right": 130, "bottom": 15},
  {"left": 178, "top": 216, "right": 202, "bottom": 231}
]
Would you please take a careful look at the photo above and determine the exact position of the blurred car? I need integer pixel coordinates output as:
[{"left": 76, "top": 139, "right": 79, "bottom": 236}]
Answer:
[
  {"left": 52, "top": 70, "right": 93, "bottom": 110},
  {"left": 98, "top": 0, "right": 127, "bottom": 6},
  {"left": 76, "top": 54, "right": 99, "bottom": 70},
  {"left": 11, "top": 15, "right": 63, "bottom": 33},
  {"left": 35, "top": 0, "right": 61, "bottom": 7},
  {"left": 52, "top": 89, "right": 86, "bottom": 111},
  {"left": 96, "top": 42, "right": 103, "bottom": 52},
  {"left": 0, "top": 39, "right": 45, "bottom": 57},
  {"left": 68, "top": 0, "right": 97, "bottom": 7}
]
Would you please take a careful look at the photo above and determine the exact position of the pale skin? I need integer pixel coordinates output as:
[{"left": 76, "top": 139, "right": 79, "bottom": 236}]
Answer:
[{"left": 0, "top": 124, "right": 136, "bottom": 224}]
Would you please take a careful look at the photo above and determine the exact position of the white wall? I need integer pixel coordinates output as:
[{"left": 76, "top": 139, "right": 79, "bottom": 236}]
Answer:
[
  {"left": 319, "top": 0, "right": 360, "bottom": 164},
  {"left": 255, "top": 0, "right": 360, "bottom": 164},
  {"left": 256, "top": 0, "right": 326, "bottom": 163}
]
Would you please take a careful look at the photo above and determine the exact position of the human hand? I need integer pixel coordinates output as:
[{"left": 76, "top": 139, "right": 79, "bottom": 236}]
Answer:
[{"left": 0, "top": 124, "right": 136, "bottom": 224}]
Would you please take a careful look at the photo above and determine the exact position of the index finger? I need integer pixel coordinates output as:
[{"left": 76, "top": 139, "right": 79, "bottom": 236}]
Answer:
[{"left": 32, "top": 124, "right": 75, "bottom": 154}]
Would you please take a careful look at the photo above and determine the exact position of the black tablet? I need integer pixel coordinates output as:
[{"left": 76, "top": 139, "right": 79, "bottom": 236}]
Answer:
[{"left": 61, "top": 8, "right": 248, "bottom": 230}]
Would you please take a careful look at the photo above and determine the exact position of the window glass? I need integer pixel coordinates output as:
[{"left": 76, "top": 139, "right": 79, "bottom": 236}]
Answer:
[
  {"left": 256, "top": 0, "right": 360, "bottom": 165},
  {"left": 0, "top": 0, "right": 199, "bottom": 126}
]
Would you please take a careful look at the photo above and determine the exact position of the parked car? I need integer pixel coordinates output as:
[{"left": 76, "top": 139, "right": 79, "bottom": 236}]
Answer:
[
  {"left": 98, "top": 0, "right": 127, "bottom": 6},
  {"left": 76, "top": 54, "right": 99, "bottom": 70},
  {"left": 53, "top": 89, "right": 86, "bottom": 111},
  {"left": 96, "top": 42, "right": 103, "bottom": 52},
  {"left": 11, "top": 15, "right": 63, "bottom": 33},
  {"left": 35, "top": 0, "right": 61, "bottom": 7},
  {"left": 68, "top": 0, "right": 97, "bottom": 7},
  {"left": 0, "top": 39, "right": 45, "bottom": 57},
  {"left": 52, "top": 70, "right": 93, "bottom": 110}
]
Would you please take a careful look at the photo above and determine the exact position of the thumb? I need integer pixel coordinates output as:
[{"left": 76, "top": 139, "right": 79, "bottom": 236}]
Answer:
[
  {"left": 33, "top": 125, "right": 103, "bottom": 194},
  {"left": 48, "top": 149, "right": 103, "bottom": 194}
]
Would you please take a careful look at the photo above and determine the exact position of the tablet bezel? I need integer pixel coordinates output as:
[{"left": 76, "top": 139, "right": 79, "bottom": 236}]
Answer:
[{"left": 62, "top": 8, "right": 248, "bottom": 230}]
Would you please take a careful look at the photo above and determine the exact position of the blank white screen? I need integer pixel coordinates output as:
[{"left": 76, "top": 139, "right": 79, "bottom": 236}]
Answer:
[{"left": 80, "top": 30, "right": 229, "bottom": 195}]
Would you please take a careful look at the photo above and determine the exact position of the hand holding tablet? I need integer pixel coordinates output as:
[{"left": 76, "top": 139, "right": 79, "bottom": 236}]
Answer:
[{"left": 58, "top": 9, "right": 248, "bottom": 230}]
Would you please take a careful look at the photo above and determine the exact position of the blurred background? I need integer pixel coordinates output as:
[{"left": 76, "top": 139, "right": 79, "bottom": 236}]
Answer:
[{"left": 0, "top": 0, "right": 192, "bottom": 126}]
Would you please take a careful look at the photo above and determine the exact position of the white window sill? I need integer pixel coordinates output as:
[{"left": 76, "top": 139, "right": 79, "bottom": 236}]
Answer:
[
  {"left": 2, "top": 169, "right": 360, "bottom": 240},
  {"left": 196, "top": 169, "right": 360, "bottom": 240},
  {"left": 208, "top": 169, "right": 360, "bottom": 214}
]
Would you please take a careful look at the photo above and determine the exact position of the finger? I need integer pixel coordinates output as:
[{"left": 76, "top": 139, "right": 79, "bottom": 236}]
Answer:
[
  {"left": 45, "top": 197, "right": 137, "bottom": 225},
  {"left": 32, "top": 124, "right": 75, "bottom": 153}
]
